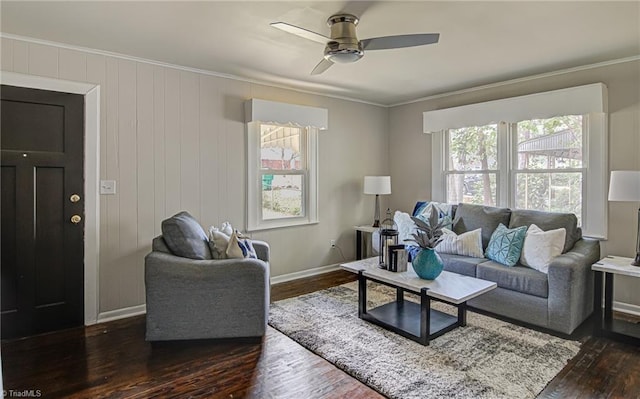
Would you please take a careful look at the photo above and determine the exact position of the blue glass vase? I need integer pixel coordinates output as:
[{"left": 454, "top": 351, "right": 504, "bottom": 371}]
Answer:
[{"left": 412, "top": 248, "right": 444, "bottom": 280}]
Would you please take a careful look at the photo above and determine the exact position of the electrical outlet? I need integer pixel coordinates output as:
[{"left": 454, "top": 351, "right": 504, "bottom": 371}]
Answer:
[{"left": 330, "top": 239, "right": 336, "bottom": 248}]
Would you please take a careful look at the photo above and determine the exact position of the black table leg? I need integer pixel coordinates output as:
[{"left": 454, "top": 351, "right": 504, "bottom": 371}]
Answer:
[
  {"left": 358, "top": 271, "right": 366, "bottom": 318},
  {"left": 356, "top": 230, "right": 363, "bottom": 260},
  {"left": 593, "top": 270, "right": 603, "bottom": 336},
  {"left": 458, "top": 302, "right": 467, "bottom": 327},
  {"left": 420, "top": 287, "right": 430, "bottom": 345},
  {"left": 604, "top": 272, "right": 614, "bottom": 328},
  {"left": 396, "top": 288, "right": 404, "bottom": 305}
]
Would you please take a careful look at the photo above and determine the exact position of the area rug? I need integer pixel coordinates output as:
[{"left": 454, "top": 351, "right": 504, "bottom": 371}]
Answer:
[{"left": 268, "top": 282, "right": 580, "bottom": 399}]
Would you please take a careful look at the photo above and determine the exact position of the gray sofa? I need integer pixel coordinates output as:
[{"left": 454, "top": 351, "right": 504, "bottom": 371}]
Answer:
[
  {"left": 430, "top": 203, "right": 599, "bottom": 335},
  {"left": 144, "top": 213, "right": 270, "bottom": 341}
]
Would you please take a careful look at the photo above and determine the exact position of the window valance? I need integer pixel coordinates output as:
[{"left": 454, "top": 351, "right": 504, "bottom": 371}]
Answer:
[
  {"left": 245, "top": 98, "right": 329, "bottom": 130},
  {"left": 423, "top": 83, "right": 607, "bottom": 133}
]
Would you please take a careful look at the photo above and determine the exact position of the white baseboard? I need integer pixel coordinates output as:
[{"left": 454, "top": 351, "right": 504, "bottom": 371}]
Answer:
[
  {"left": 97, "top": 304, "right": 147, "bottom": 324},
  {"left": 613, "top": 301, "right": 640, "bottom": 317},
  {"left": 91, "top": 265, "right": 342, "bottom": 324},
  {"left": 270, "top": 263, "right": 341, "bottom": 285}
]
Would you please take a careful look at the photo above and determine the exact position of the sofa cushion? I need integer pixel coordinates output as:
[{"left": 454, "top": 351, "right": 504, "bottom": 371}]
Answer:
[
  {"left": 508, "top": 209, "right": 580, "bottom": 253},
  {"left": 485, "top": 223, "right": 528, "bottom": 267},
  {"left": 477, "top": 260, "right": 549, "bottom": 298},
  {"left": 440, "top": 254, "right": 487, "bottom": 277},
  {"left": 452, "top": 203, "right": 512, "bottom": 250},
  {"left": 161, "top": 211, "right": 212, "bottom": 260}
]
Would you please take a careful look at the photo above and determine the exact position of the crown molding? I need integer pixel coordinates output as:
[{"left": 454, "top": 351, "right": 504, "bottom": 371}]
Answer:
[
  {"left": 2, "top": 32, "right": 638, "bottom": 109},
  {"left": 0, "top": 32, "right": 387, "bottom": 108},
  {"left": 389, "top": 55, "right": 640, "bottom": 108}
]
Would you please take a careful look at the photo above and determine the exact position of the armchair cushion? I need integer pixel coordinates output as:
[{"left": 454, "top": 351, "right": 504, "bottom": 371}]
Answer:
[{"left": 161, "top": 211, "right": 212, "bottom": 260}]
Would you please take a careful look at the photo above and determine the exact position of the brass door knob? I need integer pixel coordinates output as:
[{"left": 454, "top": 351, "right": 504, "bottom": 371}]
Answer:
[
  {"left": 70, "top": 194, "right": 81, "bottom": 203},
  {"left": 71, "top": 215, "right": 82, "bottom": 224}
]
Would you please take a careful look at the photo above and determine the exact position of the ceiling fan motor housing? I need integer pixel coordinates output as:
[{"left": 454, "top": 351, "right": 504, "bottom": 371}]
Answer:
[{"left": 324, "top": 14, "right": 363, "bottom": 63}]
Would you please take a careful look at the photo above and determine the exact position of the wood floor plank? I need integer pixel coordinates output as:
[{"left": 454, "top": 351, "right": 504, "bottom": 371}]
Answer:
[{"left": 2, "top": 270, "right": 639, "bottom": 398}]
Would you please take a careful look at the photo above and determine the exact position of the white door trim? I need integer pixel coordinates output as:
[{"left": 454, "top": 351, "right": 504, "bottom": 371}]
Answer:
[{"left": 1, "top": 71, "right": 100, "bottom": 325}]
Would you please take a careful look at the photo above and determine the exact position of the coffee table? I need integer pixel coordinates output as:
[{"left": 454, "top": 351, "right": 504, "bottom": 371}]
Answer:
[{"left": 341, "top": 257, "right": 497, "bottom": 345}]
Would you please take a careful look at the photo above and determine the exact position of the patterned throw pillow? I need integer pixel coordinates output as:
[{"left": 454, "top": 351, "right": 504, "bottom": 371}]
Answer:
[
  {"left": 436, "top": 228, "right": 484, "bottom": 258},
  {"left": 414, "top": 202, "right": 454, "bottom": 227},
  {"left": 485, "top": 223, "right": 527, "bottom": 267}
]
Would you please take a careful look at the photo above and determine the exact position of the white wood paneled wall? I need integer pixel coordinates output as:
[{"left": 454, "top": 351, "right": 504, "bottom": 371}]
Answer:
[{"left": 1, "top": 37, "right": 389, "bottom": 313}]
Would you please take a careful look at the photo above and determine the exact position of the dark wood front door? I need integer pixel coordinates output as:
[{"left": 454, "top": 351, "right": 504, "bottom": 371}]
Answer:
[{"left": 1, "top": 85, "right": 85, "bottom": 339}]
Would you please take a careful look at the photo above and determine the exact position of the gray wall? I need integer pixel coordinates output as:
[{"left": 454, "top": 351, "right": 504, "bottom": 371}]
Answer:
[
  {"left": 389, "top": 59, "right": 640, "bottom": 309},
  {"left": 1, "top": 37, "right": 389, "bottom": 314}
]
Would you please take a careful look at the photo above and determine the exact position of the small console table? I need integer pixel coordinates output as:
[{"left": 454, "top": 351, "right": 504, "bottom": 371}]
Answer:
[
  {"left": 592, "top": 255, "right": 640, "bottom": 345},
  {"left": 354, "top": 225, "right": 377, "bottom": 260}
]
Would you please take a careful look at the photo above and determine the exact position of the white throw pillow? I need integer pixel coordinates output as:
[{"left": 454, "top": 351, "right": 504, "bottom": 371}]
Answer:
[
  {"left": 394, "top": 211, "right": 418, "bottom": 246},
  {"left": 520, "top": 224, "right": 566, "bottom": 273},
  {"left": 435, "top": 228, "right": 484, "bottom": 258},
  {"left": 208, "top": 226, "right": 230, "bottom": 259},
  {"left": 226, "top": 231, "right": 245, "bottom": 259}
]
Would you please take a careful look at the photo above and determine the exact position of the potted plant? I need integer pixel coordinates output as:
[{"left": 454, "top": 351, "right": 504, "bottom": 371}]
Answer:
[{"left": 405, "top": 204, "right": 449, "bottom": 279}]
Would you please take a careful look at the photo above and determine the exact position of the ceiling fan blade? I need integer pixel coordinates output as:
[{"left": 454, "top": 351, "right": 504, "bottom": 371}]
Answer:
[
  {"left": 311, "top": 58, "right": 334, "bottom": 75},
  {"left": 361, "top": 33, "right": 440, "bottom": 51},
  {"left": 270, "top": 22, "right": 329, "bottom": 44}
]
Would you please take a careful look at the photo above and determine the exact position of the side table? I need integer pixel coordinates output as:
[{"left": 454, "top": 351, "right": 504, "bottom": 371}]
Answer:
[
  {"left": 592, "top": 255, "right": 640, "bottom": 345},
  {"left": 353, "top": 225, "right": 377, "bottom": 260}
]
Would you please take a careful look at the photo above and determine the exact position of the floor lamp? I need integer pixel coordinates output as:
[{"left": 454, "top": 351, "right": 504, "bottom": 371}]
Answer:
[
  {"left": 364, "top": 176, "right": 391, "bottom": 228},
  {"left": 608, "top": 170, "right": 640, "bottom": 266}
]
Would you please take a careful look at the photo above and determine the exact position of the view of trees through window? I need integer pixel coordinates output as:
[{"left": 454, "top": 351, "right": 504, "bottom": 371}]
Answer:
[
  {"left": 260, "top": 124, "right": 305, "bottom": 220},
  {"left": 515, "top": 116, "right": 583, "bottom": 224},
  {"left": 447, "top": 124, "right": 498, "bottom": 206},
  {"left": 445, "top": 116, "right": 584, "bottom": 223}
]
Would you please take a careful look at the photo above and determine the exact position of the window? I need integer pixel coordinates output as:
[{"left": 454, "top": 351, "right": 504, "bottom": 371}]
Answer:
[
  {"left": 247, "top": 122, "right": 318, "bottom": 230},
  {"left": 426, "top": 83, "right": 608, "bottom": 238},
  {"left": 443, "top": 116, "right": 585, "bottom": 224},
  {"left": 260, "top": 124, "right": 305, "bottom": 220},
  {"left": 446, "top": 124, "right": 498, "bottom": 206},
  {"left": 513, "top": 116, "right": 585, "bottom": 224}
]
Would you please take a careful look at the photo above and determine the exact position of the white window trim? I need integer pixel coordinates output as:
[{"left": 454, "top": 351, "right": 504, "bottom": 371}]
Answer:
[
  {"left": 247, "top": 122, "right": 319, "bottom": 231},
  {"left": 431, "top": 112, "right": 608, "bottom": 239}
]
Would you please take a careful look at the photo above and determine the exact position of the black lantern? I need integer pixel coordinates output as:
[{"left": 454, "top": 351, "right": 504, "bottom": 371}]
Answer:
[{"left": 378, "top": 209, "right": 398, "bottom": 269}]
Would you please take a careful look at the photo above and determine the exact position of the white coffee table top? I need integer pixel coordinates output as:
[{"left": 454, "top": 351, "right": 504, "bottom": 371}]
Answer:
[
  {"left": 341, "top": 257, "right": 497, "bottom": 304},
  {"left": 592, "top": 255, "right": 640, "bottom": 278}
]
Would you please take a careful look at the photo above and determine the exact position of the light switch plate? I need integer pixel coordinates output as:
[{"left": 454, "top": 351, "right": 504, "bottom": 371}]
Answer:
[{"left": 100, "top": 180, "right": 116, "bottom": 195}]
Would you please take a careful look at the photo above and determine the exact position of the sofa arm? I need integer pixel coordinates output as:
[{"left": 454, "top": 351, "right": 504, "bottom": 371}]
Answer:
[
  {"left": 144, "top": 251, "right": 270, "bottom": 340},
  {"left": 547, "top": 238, "right": 600, "bottom": 334},
  {"left": 252, "top": 240, "right": 270, "bottom": 263}
]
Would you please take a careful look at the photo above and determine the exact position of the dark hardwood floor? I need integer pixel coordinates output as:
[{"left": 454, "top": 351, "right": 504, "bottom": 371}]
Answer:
[{"left": 2, "top": 270, "right": 639, "bottom": 398}]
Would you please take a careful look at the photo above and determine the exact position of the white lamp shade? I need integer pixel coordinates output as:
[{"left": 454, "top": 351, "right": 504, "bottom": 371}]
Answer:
[
  {"left": 364, "top": 176, "right": 391, "bottom": 195},
  {"left": 608, "top": 171, "right": 640, "bottom": 202}
]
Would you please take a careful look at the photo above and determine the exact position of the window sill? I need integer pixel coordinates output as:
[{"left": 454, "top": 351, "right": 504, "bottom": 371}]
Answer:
[{"left": 247, "top": 219, "right": 319, "bottom": 232}]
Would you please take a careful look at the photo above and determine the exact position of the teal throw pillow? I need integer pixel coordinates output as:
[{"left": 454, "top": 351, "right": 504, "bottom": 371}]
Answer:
[{"left": 485, "top": 223, "right": 527, "bottom": 267}]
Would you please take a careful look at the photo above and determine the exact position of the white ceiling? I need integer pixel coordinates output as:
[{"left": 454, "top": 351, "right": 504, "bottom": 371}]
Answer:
[{"left": 2, "top": 1, "right": 639, "bottom": 105}]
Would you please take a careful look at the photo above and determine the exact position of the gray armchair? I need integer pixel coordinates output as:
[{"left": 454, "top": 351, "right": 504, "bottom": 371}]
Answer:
[{"left": 144, "top": 236, "right": 270, "bottom": 341}]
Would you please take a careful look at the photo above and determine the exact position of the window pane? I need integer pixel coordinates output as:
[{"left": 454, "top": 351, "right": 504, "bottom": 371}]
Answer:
[
  {"left": 516, "top": 116, "right": 582, "bottom": 169},
  {"left": 262, "top": 174, "right": 303, "bottom": 219},
  {"left": 447, "top": 173, "right": 497, "bottom": 206},
  {"left": 448, "top": 124, "right": 498, "bottom": 171},
  {"left": 515, "top": 172, "right": 582, "bottom": 224},
  {"left": 260, "top": 125, "right": 303, "bottom": 171}
]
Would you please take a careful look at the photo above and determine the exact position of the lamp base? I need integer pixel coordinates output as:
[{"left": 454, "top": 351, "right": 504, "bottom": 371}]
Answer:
[
  {"left": 632, "top": 252, "right": 640, "bottom": 267},
  {"left": 372, "top": 220, "right": 380, "bottom": 228}
]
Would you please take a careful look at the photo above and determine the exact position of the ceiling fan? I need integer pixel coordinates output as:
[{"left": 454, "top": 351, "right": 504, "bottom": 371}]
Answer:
[{"left": 271, "top": 13, "right": 440, "bottom": 75}]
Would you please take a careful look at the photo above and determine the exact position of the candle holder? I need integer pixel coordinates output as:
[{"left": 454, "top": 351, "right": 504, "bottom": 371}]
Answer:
[{"left": 378, "top": 209, "right": 398, "bottom": 269}]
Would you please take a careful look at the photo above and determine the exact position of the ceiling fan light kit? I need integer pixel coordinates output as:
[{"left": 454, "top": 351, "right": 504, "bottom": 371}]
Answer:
[{"left": 271, "top": 12, "right": 440, "bottom": 75}]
